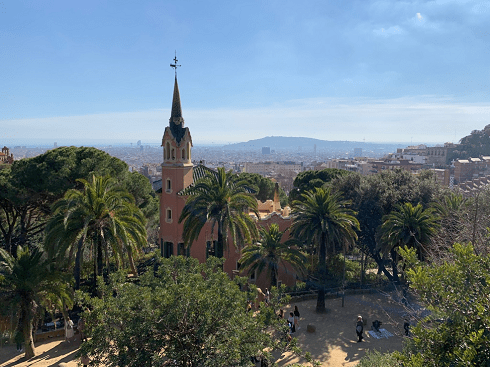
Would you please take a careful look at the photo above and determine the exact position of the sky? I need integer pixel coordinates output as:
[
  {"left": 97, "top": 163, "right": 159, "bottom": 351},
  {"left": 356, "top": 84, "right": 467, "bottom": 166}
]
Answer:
[{"left": 2, "top": 0, "right": 490, "bottom": 146}]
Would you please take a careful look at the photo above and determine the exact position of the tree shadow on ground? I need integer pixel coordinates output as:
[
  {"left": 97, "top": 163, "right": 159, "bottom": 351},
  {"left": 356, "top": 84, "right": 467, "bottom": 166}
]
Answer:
[{"left": 275, "top": 291, "right": 406, "bottom": 366}]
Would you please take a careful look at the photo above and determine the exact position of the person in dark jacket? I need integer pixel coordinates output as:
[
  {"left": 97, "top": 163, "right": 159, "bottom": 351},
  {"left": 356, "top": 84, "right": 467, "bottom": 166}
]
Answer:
[
  {"left": 356, "top": 315, "right": 364, "bottom": 342},
  {"left": 293, "top": 305, "right": 300, "bottom": 330}
]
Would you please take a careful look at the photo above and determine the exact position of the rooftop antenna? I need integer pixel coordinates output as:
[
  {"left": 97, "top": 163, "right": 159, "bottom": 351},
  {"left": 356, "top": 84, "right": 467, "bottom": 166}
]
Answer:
[{"left": 170, "top": 51, "right": 181, "bottom": 76}]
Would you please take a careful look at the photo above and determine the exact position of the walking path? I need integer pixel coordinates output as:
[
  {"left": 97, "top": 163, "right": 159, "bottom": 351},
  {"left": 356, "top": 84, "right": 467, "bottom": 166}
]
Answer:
[{"left": 0, "top": 292, "right": 406, "bottom": 367}]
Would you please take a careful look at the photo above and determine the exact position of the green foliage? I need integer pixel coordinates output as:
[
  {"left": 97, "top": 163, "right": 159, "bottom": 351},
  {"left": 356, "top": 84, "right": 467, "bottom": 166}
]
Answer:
[
  {"left": 180, "top": 167, "right": 259, "bottom": 257},
  {"left": 332, "top": 169, "right": 446, "bottom": 282},
  {"left": 239, "top": 223, "right": 307, "bottom": 287},
  {"left": 399, "top": 243, "right": 490, "bottom": 366},
  {"left": 290, "top": 187, "right": 359, "bottom": 312},
  {"left": 357, "top": 350, "right": 402, "bottom": 367},
  {"left": 448, "top": 124, "right": 490, "bottom": 161},
  {"left": 325, "top": 253, "right": 362, "bottom": 284},
  {"left": 0, "top": 146, "right": 157, "bottom": 255},
  {"left": 289, "top": 168, "right": 351, "bottom": 203},
  {"left": 77, "top": 256, "right": 297, "bottom": 367},
  {"left": 238, "top": 172, "right": 288, "bottom": 207},
  {"left": 0, "top": 246, "right": 73, "bottom": 358},
  {"left": 45, "top": 175, "right": 147, "bottom": 288},
  {"left": 123, "top": 171, "right": 159, "bottom": 243},
  {"left": 380, "top": 203, "right": 439, "bottom": 261}
]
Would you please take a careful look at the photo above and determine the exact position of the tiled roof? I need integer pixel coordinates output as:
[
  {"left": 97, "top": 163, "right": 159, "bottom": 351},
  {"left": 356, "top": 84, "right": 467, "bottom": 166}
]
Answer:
[{"left": 152, "top": 179, "right": 162, "bottom": 193}]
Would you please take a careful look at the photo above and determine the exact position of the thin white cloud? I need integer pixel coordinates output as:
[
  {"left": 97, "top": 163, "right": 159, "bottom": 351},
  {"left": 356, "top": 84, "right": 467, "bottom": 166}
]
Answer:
[
  {"left": 2, "top": 96, "right": 488, "bottom": 145},
  {"left": 373, "top": 26, "right": 405, "bottom": 37}
]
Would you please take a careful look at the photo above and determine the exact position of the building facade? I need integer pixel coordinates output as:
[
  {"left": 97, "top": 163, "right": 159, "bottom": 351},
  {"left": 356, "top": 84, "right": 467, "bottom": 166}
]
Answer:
[
  {"left": 0, "top": 146, "right": 14, "bottom": 165},
  {"left": 157, "top": 74, "right": 297, "bottom": 290}
]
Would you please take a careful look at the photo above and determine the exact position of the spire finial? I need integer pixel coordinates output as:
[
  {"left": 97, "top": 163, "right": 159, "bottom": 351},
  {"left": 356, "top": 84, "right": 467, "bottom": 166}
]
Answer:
[{"left": 170, "top": 51, "right": 181, "bottom": 76}]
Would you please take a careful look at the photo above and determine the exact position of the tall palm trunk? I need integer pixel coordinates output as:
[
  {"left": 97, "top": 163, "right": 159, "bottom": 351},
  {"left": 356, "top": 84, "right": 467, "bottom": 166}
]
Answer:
[
  {"left": 217, "top": 222, "right": 224, "bottom": 258},
  {"left": 74, "top": 236, "right": 85, "bottom": 289},
  {"left": 271, "top": 267, "right": 278, "bottom": 288},
  {"left": 127, "top": 246, "right": 138, "bottom": 275},
  {"left": 96, "top": 231, "right": 103, "bottom": 277},
  {"left": 317, "top": 232, "right": 327, "bottom": 313},
  {"left": 21, "top": 301, "right": 35, "bottom": 358}
]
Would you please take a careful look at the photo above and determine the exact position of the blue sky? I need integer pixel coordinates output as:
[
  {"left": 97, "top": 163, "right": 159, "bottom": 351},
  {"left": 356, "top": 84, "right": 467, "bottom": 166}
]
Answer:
[{"left": 2, "top": 0, "right": 490, "bottom": 145}]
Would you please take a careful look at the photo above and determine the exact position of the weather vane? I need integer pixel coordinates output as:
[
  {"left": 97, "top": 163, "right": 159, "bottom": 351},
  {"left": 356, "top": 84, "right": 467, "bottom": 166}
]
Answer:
[{"left": 170, "top": 51, "right": 181, "bottom": 76}]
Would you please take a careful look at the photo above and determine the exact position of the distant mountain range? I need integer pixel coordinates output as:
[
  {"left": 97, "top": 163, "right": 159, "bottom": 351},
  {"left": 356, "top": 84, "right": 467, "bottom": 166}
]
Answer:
[{"left": 222, "top": 136, "right": 412, "bottom": 153}]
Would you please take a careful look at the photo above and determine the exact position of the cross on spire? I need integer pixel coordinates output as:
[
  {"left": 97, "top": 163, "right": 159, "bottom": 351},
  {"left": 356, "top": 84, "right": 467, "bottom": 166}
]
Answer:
[{"left": 170, "top": 51, "right": 181, "bottom": 76}]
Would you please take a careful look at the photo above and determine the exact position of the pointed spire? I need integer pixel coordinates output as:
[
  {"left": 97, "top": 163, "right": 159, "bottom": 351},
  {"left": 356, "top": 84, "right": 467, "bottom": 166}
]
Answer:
[
  {"left": 171, "top": 76, "right": 182, "bottom": 119},
  {"left": 168, "top": 54, "right": 185, "bottom": 144}
]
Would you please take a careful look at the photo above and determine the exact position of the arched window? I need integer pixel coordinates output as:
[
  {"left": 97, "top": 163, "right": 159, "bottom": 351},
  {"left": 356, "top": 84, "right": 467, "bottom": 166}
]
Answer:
[
  {"left": 182, "top": 148, "right": 186, "bottom": 160},
  {"left": 166, "top": 142, "right": 171, "bottom": 160},
  {"left": 171, "top": 149, "right": 175, "bottom": 160},
  {"left": 166, "top": 179, "right": 171, "bottom": 192}
]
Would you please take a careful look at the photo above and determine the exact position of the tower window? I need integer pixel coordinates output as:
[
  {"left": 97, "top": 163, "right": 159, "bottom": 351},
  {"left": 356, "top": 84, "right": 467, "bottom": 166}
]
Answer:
[
  {"left": 177, "top": 242, "right": 189, "bottom": 256},
  {"left": 164, "top": 242, "right": 173, "bottom": 258},
  {"left": 166, "top": 179, "right": 172, "bottom": 193},
  {"left": 182, "top": 148, "right": 186, "bottom": 160},
  {"left": 166, "top": 209, "right": 172, "bottom": 223},
  {"left": 206, "top": 240, "right": 216, "bottom": 258},
  {"left": 171, "top": 149, "right": 175, "bottom": 160},
  {"left": 166, "top": 142, "right": 171, "bottom": 160}
]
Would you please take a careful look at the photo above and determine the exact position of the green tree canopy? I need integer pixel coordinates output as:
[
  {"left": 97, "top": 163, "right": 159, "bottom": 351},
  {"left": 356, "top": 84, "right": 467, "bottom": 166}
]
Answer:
[
  {"left": 290, "top": 187, "right": 359, "bottom": 313},
  {"left": 179, "top": 167, "right": 259, "bottom": 257},
  {"left": 0, "top": 146, "right": 157, "bottom": 255},
  {"left": 77, "top": 256, "right": 297, "bottom": 367},
  {"left": 398, "top": 243, "right": 490, "bottom": 366},
  {"left": 0, "top": 246, "right": 73, "bottom": 358},
  {"left": 238, "top": 172, "right": 288, "bottom": 207},
  {"left": 289, "top": 168, "right": 351, "bottom": 203},
  {"left": 239, "top": 223, "right": 307, "bottom": 288},
  {"left": 448, "top": 124, "right": 490, "bottom": 161},
  {"left": 380, "top": 203, "right": 439, "bottom": 281},
  {"left": 331, "top": 169, "right": 446, "bottom": 281},
  {"left": 45, "top": 175, "right": 147, "bottom": 288}
]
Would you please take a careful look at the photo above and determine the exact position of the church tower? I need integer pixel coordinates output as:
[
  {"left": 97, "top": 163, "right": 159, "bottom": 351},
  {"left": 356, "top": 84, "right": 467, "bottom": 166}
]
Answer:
[{"left": 159, "top": 55, "right": 193, "bottom": 257}]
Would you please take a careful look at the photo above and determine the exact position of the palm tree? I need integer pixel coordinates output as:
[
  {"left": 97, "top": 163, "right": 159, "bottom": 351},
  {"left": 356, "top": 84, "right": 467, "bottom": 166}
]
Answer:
[
  {"left": 432, "top": 193, "right": 467, "bottom": 251},
  {"left": 239, "top": 223, "right": 306, "bottom": 288},
  {"left": 179, "top": 167, "right": 258, "bottom": 257},
  {"left": 290, "top": 187, "right": 359, "bottom": 313},
  {"left": 45, "top": 175, "right": 147, "bottom": 288},
  {"left": 0, "top": 246, "right": 73, "bottom": 358},
  {"left": 380, "top": 202, "right": 439, "bottom": 280}
]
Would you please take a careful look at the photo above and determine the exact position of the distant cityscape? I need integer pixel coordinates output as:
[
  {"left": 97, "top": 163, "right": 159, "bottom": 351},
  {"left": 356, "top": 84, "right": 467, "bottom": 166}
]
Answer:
[{"left": 4, "top": 135, "right": 486, "bottom": 198}]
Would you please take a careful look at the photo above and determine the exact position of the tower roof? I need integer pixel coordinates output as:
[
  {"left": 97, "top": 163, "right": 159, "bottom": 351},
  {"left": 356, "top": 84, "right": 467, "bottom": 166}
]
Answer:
[
  {"left": 171, "top": 76, "right": 182, "bottom": 119},
  {"left": 169, "top": 75, "right": 186, "bottom": 144}
]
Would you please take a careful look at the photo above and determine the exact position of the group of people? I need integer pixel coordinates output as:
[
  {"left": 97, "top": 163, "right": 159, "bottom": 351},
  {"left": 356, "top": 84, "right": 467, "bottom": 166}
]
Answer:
[{"left": 277, "top": 305, "right": 301, "bottom": 340}]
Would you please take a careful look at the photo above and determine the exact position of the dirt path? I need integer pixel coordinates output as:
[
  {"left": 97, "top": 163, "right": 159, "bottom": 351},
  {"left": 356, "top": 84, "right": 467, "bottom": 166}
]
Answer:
[
  {"left": 0, "top": 292, "right": 406, "bottom": 367},
  {"left": 276, "top": 291, "right": 406, "bottom": 366}
]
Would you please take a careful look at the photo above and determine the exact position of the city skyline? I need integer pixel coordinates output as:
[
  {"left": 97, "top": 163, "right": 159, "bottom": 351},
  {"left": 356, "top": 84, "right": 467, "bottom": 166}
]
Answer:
[{"left": 2, "top": 1, "right": 490, "bottom": 146}]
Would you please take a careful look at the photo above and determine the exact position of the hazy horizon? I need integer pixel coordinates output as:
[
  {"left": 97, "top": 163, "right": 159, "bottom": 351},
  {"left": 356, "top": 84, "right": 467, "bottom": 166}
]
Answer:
[{"left": 4, "top": 136, "right": 439, "bottom": 149}]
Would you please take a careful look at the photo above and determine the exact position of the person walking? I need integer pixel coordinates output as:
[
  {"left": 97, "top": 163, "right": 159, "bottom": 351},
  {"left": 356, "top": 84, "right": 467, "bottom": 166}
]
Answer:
[
  {"left": 293, "top": 305, "right": 300, "bottom": 330},
  {"left": 287, "top": 312, "right": 295, "bottom": 333},
  {"left": 81, "top": 353, "right": 90, "bottom": 367},
  {"left": 65, "top": 317, "right": 74, "bottom": 342},
  {"left": 78, "top": 316, "right": 86, "bottom": 342},
  {"left": 356, "top": 315, "right": 364, "bottom": 342},
  {"left": 14, "top": 329, "right": 23, "bottom": 352}
]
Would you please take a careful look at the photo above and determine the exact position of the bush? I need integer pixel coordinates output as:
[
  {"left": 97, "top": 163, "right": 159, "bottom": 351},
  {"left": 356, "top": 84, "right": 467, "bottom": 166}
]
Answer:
[{"left": 357, "top": 350, "right": 402, "bottom": 367}]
